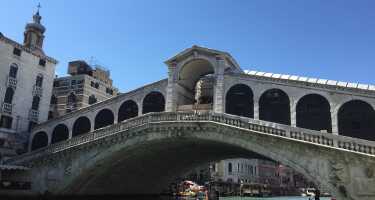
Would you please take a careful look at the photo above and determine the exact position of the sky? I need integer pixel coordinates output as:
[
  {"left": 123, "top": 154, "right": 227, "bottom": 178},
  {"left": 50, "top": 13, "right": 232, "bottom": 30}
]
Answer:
[{"left": 1, "top": 0, "right": 375, "bottom": 92}]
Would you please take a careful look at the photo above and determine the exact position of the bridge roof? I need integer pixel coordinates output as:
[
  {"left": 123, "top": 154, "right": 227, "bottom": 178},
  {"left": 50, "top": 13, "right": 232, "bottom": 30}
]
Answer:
[
  {"left": 165, "top": 45, "right": 241, "bottom": 71},
  {"left": 243, "top": 70, "right": 375, "bottom": 94}
]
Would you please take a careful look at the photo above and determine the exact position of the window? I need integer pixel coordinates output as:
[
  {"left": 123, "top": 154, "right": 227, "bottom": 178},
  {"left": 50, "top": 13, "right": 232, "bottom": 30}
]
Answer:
[
  {"left": 228, "top": 162, "right": 233, "bottom": 173},
  {"left": 90, "top": 81, "right": 95, "bottom": 87},
  {"left": 94, "top": 83, "right": 99, "bottom": 89},
  {"left": 50, "top": 95, "right": 57, "bottom": 105},
  {"left": 4, "top": 87, "right": 14, "bottom": 104},
  {"left": 0, "top": 116, "right": 13, "bottom": 129},
  {"left": 35, "top": 75, "right": 43, "bottom": 87},
  {"left": 53, "top": 81, "right": 60, "bottom": 87},
  {"left": 71, "top": 80, "right": 76, "bottom": 85},
  {"left": 31, "top": 96, "right": 40, "bottom": 110},
  {"left": 106, "top": 88, "right": 113, "bottom": 95},
  {"left": 9, "top": 64, "right": 18, "bottom": 78},
  {"left": 67, "top": 93, "right": 77, "bottom": 104},
  {"left": 39, "top": 59, "right": 46, "bottom": 67},
  {"left": 88, "top": 95, "right": 97, "bottom": 105},
  {"left": 13, "top": 47, "right": 21, "bottom": 56}
]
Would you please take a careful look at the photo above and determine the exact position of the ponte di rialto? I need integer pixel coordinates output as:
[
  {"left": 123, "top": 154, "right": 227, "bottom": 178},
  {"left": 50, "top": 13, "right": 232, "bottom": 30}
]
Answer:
[{"left": 2, "top": 45, "right": 375, "bottom": 200}]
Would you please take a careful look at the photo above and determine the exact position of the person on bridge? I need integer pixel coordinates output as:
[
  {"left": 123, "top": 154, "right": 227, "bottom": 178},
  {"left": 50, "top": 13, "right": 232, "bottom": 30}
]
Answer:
[{"left": 315, "top": 189, "right": 320, "bottom": 200}]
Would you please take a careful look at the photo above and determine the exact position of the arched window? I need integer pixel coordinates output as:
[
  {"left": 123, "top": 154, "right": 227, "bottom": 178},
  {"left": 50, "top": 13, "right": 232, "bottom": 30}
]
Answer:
[
  {"left": 296, "top": 94, "right": 332, "bottom": 132},
  {"left": 31, "top": 131, "right": 48, "bottom": 151},
  {"left": 259, "top": 89, "right": 291, "bottom": 125},
  {"left": 225, "top": 84, "right": 254, "bottom": 118},
  {"left": 4, "top": 87, "right": 14, "bottom": 104},
  {"left": 51, "top": 124, "right": 69, "bottom": 144},
  {"left": 73, "top": 116, "right": 91, "bottom": 136},
  {"left": 31, "top": 96, "right": 40, "bottom": 110},
  {"left": 338, "top": 100, "right": 375, "bottom": 141},
  {"left": 35, "top": 74, "right": 43, "bottom": 87},
  {"left": 94, "top": 109, "right": 114, "bottom": 130},
  {"left": 50, "top": 95, "right": 57, "bottom": 105},
  {"left": 67, "top": 93, "right": 77, "bottom": 105},
  {"left": 142, "top": 92, "right": 165, "bottom": 114},
  {"left": 88, "top": 95, "right": 97, "bottom": 105},
  {"left": 9, "top": 63, "right": 18, "bottom": 78},
  {"left": 118, "top": 100, "right": 138, "bottom": 122},
  {"left": 228, "top": 162, "right": 233, "bottom": 173}
]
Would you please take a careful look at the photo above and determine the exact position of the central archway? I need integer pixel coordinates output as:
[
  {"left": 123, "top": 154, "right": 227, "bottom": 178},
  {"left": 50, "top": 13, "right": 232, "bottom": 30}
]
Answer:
[
  {"left": 176, "top": 59, "right": 215, "bottom": 109},
  {"left": 259, "top": 89, "right": 291, "bottom": 125}
]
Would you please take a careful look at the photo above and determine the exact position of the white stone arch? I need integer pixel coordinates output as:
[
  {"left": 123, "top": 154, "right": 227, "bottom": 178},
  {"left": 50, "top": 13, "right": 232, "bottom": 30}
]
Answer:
[
  {"left": 116, "top": 97, "right": 140, "bottom": 122},
  {"left": 141, "top": 90, "right": 166, "bottom": 114},
  {"left": 174, "top": 55, "right": 217, "bottom": 81},
  {"left": 71, "top": 115, "right": 94, "bottom": 138},
  {"left": 51, "top": 123, "right": 70, "bottom": 144},
  {"left": 29, "top": 130, "right": 49, "bottom": 152},
  {"left": 333, "top": 97, "right": 375, "bottom": 115},
  {"left": 294, "top": 91, "right": 333, "bottom": 109},
  {"left": 93, "top": 106, "right": 116, "bottom": 130}
]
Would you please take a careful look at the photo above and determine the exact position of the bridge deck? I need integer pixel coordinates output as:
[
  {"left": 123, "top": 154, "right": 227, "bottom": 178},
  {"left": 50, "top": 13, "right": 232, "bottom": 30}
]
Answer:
[{"left": 6, "top": 112, "right": 375, "bottom": 165}]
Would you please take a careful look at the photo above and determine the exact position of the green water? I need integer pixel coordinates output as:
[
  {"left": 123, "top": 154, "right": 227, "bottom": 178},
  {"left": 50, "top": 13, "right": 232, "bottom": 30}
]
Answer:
[{"left": 219, "top": 197, "right": 331, "bottom": 200}]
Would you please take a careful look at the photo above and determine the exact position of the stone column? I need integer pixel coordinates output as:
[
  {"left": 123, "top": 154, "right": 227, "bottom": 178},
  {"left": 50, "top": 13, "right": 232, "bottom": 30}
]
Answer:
[
  {"left": 253, "top": 95, "right": 260, "bottom": 120},
  {"left": 213, "top": 56, "right": 225, "bottom": 113},
  {"left": 331, "top": 106, "right": 338, "bottom": 135},
  {"left": 290, "top": 99, "right": 297, "bottom": 127},
  {"left": 165, "top": 62, "right": 177, "bottom": 112},
  {"left": 68, "top": 128, "right": 73, "bottom": 139}
]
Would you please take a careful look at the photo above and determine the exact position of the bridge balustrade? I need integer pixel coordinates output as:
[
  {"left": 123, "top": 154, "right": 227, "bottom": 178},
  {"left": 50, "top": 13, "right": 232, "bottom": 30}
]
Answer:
[{"left": 6, "top": 111, "right": 375, "bottom": 165}]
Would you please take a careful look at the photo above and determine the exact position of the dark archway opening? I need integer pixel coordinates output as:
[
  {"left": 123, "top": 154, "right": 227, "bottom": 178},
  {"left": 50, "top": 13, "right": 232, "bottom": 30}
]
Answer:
[
  {"left": 31, "top": 131, "right": 48, "bottom": 151},
  {"left": 296, "top": 94, "right": 332, "bottom": 133},
  {"left": 338, "top": 100, "right": 375, "bottom": 141},
  {"left": 73, "top": 116, "right": 91, "bottom": 136},
  {"left": 225, "top": 84, "right": 254, "bottom": 118},
  {"left": 142, "top": 92, "right": 165, "bottom": 114},
  {"left": 51, "top": 124, "right": 69, "bottom": 144},
  {"left": 259, "top": 89, "right": 291, "bottom": 125},
  {"left": 4, "top": 87, "right": 14, "bottom": 104},
  {"left": 94, "top": 109, "right": 114, "bottom": 130},
  {"left": 118, "top": 100, "right": 138, "bottom": 122}
]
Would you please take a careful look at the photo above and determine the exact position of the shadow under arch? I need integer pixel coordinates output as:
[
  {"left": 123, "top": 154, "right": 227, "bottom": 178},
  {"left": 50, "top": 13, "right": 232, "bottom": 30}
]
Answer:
[{"left": 60, "top": 124, "right": 335, "bottom": 196}]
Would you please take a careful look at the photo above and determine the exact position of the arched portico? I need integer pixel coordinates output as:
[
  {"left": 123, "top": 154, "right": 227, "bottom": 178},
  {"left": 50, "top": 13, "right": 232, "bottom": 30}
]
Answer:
[
  {"left": 31, "top": 131, "right": 48, "bottom": 151},
  {"left": 51, "top": 124, "right": 69, "bottom": 144},
  {"left": 259, "top": 88, "right": 291, "bottom": 125}
]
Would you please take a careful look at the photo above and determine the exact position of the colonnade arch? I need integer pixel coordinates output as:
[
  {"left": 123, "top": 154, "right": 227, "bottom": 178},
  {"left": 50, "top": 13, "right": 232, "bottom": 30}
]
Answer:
[
  {"left": 73, "top": 116, "right": 91, "bottom": 137},
  {"left": 51, "top": 124, "right": 69, "bottom": 144},
  {"left": 296, "top": 94, "right": 332, "bottom": 133},
  {"left": 94, "top": 109, "right": 114, "bottom": 130},
  {"left": 31, "top": 131, "right": 48, "bottom": 151},
  {"left": 259, "top": 89, "right": 291, "bottom": 125},
  {"left": 225, "top": 84, "right": 254, "bottom": 118},
  {"left": 118, "top": 100, "right": 138, "bottom": 122},
  {"left": 338, "top": 100, "right": 375, "bottom": 141},
  {"left": 142, "top": 92, "right": 165, "bottom": 114}
]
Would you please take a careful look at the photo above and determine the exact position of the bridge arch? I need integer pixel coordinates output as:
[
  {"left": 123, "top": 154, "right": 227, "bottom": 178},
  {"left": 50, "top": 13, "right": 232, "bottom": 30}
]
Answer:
[
  {"left": 296, "top": 94, "right": 332, "bottom": 133},
  {"left": 51, "top": 124, "right": 69, "bottom": 144},
  {"left": 338, "top": 99, "right": 375, "bottom": 141},
  {"left": 118, "top": 100, "right": 138, "bottom": 122},
  {"left": 225, "top": 83, "right": 254, "bottom": 118},
  {"left": 31, "top": 131, "right": 48, "bottom": 151},
  {"left": 94, "top": 109, "right": 114, "bottom": 130},
  {"left": 142, "top": 91, "right": 165, "bottom": 114},
  {"left": 259, "top": 88, "right": 291, "bottom": 125},
  {"left": 73, "top": 116, "right": 91, "bottom": 137}
]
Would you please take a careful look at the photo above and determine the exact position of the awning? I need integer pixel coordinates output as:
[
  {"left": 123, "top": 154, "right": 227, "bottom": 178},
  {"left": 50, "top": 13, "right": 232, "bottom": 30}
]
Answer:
[{"left": 0, "top": 165, "right": 29, "bottom": 171}]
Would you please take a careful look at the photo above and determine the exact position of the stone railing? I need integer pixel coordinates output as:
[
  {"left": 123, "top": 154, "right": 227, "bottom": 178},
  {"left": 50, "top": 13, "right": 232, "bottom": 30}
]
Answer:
[
  {"left": 28, "top": 109, "right": 39, "bottom": 122},
  {"left": 6, "top": 76, "right": 17, "bottom": 89},
  {"left": 6, "top": 111, "right": 375, "bottom": 164},
  {"left": 1, "top": 102, "right": 12, "bottom": 115}
]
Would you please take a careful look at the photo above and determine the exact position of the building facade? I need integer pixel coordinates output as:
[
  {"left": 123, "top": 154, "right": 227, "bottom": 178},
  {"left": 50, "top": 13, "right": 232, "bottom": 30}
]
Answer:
[
  {"left": 50, "top": 60, "right": 118, "bottom": 118},
  {"left": 0, "top": 9, "right": 57, "bottom": 157}
]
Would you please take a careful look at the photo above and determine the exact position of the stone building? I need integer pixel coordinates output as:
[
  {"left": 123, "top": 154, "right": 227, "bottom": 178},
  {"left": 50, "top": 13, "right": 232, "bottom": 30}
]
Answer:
[
  {"left": 50, "top": 60, "right": 118, "bottom": 118},
  {"left": 0, "top": 9, "right": 57, "bottom": 157}
]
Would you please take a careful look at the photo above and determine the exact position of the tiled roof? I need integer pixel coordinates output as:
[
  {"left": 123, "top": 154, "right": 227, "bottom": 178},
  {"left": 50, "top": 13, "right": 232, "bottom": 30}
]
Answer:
[{"left": 243, "top": 70, "right": 375, "bottom": 92}]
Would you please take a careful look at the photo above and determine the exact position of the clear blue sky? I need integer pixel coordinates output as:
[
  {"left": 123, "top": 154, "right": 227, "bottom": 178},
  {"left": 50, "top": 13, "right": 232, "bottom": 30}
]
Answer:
[{"left": 1, "top": 0, "right": 375, "bottom": 92}]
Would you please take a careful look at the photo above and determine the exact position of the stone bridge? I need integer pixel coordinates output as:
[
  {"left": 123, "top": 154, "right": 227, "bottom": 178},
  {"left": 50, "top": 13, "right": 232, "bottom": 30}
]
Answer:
[{"left": 4, "top": 46, "right": 375, "bottom": 199}]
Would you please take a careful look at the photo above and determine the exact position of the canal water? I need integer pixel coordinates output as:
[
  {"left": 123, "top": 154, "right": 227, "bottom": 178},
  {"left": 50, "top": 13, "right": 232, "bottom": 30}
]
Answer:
[{"left": 219, "top": 197, "right": 331, "bottom": 200}]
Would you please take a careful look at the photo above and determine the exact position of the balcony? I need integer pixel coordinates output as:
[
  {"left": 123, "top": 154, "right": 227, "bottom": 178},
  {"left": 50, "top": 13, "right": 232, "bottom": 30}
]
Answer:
[
  {"left": 32, "top": 85, "right": 43, "bottom": 97},
  {"left": 1, "top": 103, "right": 12, "bottom": 115},
  {"left": 29, "top": 109, "right": 39, "bottom": 122},
  {"left": 6, "top": 76, "right": 17, "bottom": 89}
]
